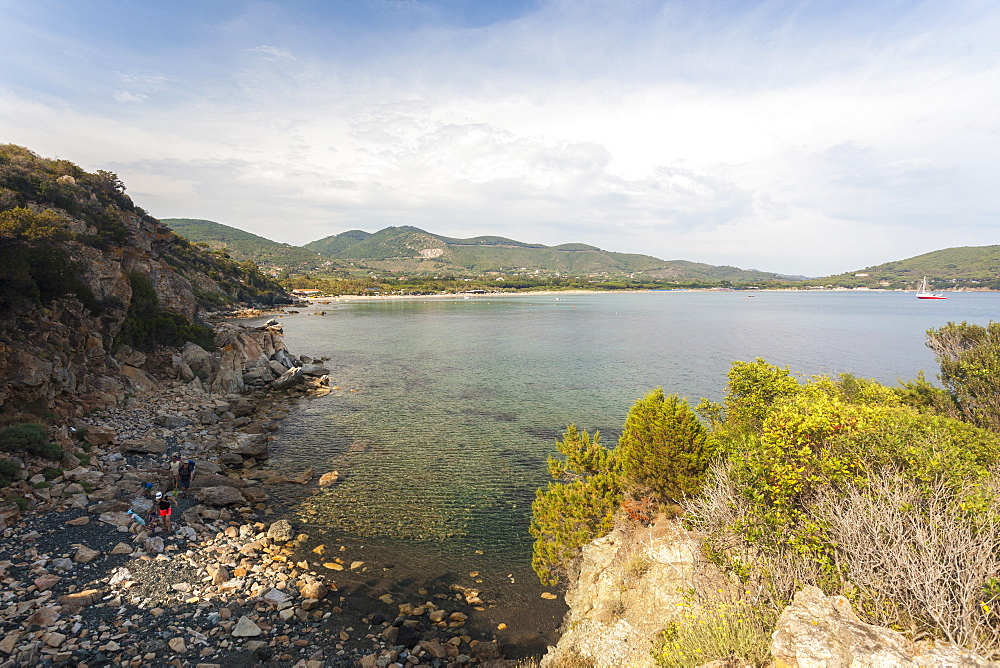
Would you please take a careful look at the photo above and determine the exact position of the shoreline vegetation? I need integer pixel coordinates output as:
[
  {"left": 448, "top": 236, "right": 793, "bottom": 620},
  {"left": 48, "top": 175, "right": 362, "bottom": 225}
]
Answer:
[
  {"left": 294, "top": 285, "right": 994, "bottom": 304},
  {"left": 533, "top": 322, "right": 1000, "bottom": 666}
]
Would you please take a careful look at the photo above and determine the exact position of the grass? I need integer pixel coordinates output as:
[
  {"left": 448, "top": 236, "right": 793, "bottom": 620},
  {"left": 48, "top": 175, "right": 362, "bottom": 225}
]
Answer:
[{"left": 653, "top": 596, "right": 776, "bottom": 668}]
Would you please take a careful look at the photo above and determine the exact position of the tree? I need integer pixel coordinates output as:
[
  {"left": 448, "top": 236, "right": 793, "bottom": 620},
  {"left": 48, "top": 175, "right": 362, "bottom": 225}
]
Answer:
[
  {"left": 926, "top": 321, "right": 1000, "bottom": 431},
  {"left": 616, "top": 389, "right": 713, "bottom": 505},
  {"left": 530, "top": 425, "right": 621, "bottom": 585}
]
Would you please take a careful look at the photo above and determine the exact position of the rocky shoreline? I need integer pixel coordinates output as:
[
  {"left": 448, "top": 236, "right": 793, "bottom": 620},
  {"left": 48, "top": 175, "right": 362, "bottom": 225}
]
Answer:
[{"left": 0, "top": 320, "right": 521, "bottom": 668}]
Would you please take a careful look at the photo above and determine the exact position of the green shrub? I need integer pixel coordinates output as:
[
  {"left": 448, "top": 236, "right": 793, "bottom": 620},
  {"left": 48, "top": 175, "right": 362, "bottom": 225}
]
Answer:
[
  {"left": 41, "top": 467, "right": 62, "bottom": 480},
  {"left": 76, "top": 453, "right": 91, "bottom": 466},
  {"left": 653, "top": 596, "right": 775, "bottom": 668},
  {"left": 530, "top": 426, "right": 622, "bottom": 585},
  {"left": 688, "top": 361, "right": 1000, "bottom": 651},
  {"left": 37, "top": 443, "right": 63, "bottom": 461},
  {"left": 927, "top": 321, "right": 1000, "bottom": 431},
  {"left": 0, "top": 207, "right": 102, "bottom": 313},
  {"left": 0, "top": 459, "right": 19, "bottom": 487},
  {"left": 617, "top": 389, "right": 713, "bottom": 505},
  {"left": 115, "top": 272, "right": 215, "bottom": 351},
  {"left": 32, "top": 481, "right": 51, "bottom": 489},
  {"left": 0, "top": 423, "right": 47, "bottom": 453},
  {"left": 6, "top": 494, "right": 28, "bottom": 511}
]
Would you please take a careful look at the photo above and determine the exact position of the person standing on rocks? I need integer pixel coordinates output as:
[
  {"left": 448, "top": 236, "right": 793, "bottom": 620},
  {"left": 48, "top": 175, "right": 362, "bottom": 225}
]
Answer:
[
  {"left": 155, "top": 491, "right": 174, "bottom": 533},
  {"left": 178, "top": 460, "right": 195, "bottom": 498},
  {"left": 169, "top": 454, "right": 182, "bottom": 491}
]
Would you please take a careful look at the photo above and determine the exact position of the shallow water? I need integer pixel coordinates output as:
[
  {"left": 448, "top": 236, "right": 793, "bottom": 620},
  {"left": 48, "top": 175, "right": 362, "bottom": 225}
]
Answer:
[{"left": 257, "top": 290, "right": 999, "bottom": 653}]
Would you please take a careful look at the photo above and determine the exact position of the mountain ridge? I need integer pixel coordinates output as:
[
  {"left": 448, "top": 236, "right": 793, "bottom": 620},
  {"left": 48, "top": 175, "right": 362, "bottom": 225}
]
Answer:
[{"left": 168, "top": 220, "right": 796, "bottom": 283}]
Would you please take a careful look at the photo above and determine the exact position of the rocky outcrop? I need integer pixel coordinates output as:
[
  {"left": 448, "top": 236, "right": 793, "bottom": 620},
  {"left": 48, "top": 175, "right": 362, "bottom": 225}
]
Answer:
[
  {"left": 0, "top": 145, "right": 290, "bottom": 419},
  {"left": 542, "top": 525, "right": 1000, "bottom": 668},
  {"left": 771, "top": 586, "right": 998, "bottom": 667},
  {"left": 541, "top": 518, "right": 718, "bottom": 668}
]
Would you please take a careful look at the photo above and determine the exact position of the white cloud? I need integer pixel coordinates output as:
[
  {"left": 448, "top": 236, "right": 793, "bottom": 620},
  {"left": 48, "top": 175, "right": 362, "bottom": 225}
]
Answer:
[
  {"left": 1, "top": 0, "right": 999, "bottom": 276},
  {"left": 112, "top": 90, "right": 148, "bottom": 103},
  {"left": 249, "top": 45, "right": 294, "bottom": 59}
]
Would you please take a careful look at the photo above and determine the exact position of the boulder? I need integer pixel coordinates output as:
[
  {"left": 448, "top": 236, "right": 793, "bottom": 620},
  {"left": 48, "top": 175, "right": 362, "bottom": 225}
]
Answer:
[
  {"left": 318, "top": 470, "right": 340, "bottom": 487},
  {"left": 232, "top": 616, "right": 262, "bottom": 637},
  {"left": 25, "top": 607, "right": 60, "bottom": 628},
  {"left": 771, "top": 586, "right": 996, "bottom": 667},
  {"left": 58, "top": 589, "right": 101, "bottom": 609},
  {"left": 154, "top": 414, "right": 191, "bottom": 428},
  {"left": 227, "top": 432, "right": 269, "bottom": 460},
  {"left": 242, "top": 487, "right": 267, "bottom": 503},
  {"left": 83, "top": 426, "right": 116, "bottom": 446},
  {"left": 299, "top": 363, "right": 330, "bottom": 377},
  {"left": 209, "top": 348, "right": 245, "bottom": 395},
  {"left": 189, "top": 471, "right": 246, "bottom": 489},
  {"left": 121, "top": 438, "right": 167, "bottom": 454},
  {"left": 64, "top": 467, "right": 104, "bottom": 486},
  {"left": 195, "top": 485, "right": 246, "bottom": 507},
  {"left": 298, "top": 581, "right": 328, "bottom": 600},
  {"left": 73, "top": 545, "right": 101, "bottom": 563},
  {"left": 119, "top": 365, "right": 160, "bottom": 395},
  {"left": 143, "top": 536, "right": 165, "bottom": 554},
  {"left": 266, "top": 519, "right": 294, "bottom": 542},
  {"left": 207, "top": 563, "right": 230, "bottom": 585},
  {"left": 271, "top": 366, "right": 306, "bottom": 390}
]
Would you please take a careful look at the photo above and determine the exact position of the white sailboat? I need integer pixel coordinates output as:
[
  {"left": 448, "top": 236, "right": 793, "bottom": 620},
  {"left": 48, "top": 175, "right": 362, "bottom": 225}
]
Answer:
[{"left": 916, "top": 276, "right": 947, "bottom": 300}]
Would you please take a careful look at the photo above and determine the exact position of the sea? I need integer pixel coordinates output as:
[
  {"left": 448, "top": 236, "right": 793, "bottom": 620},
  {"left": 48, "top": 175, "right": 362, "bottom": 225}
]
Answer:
[{"left": 252, "top": 289, "right": 999, "bottom": 655}]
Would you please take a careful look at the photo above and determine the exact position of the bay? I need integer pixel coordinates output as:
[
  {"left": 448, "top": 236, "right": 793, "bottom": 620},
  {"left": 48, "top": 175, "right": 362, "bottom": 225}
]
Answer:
[{"left": 260, "top": 290, "right": 998, "bottom": 652}]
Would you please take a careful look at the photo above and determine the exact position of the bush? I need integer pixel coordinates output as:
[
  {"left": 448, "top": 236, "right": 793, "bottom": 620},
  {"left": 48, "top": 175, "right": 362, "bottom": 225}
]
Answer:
[
  {"left": 817, "top": 471, "right": 1000, "bottom": 654},
  {"left": 687, "top": 361, "right": 1000, "bottom": 652},
  {"left": 115, "top": 272, "right": 215, "bottom": 351},
  {"left": 0, "top": 423, "right": 47, "bottom": 453},
  {"left": 0, "top": 459, "right": 19, "bottom": 487},
  {"left": 530, "top": 426, "right": 621, "bottom": 585},
  {"left": 36, "top": 442, "right": 64, "bottom": 461},
  {"left": 0, "top": 423, "right": 63, "bottom": 461},
  {"left": 41, "top": 467, "right": 63, "bottom": 480},
  {"left": 927, "top": 321, "right": 1000, "bottom": 431},
  {"left": 617, "top": 389, "right": 713, "bottom": 505},
  {"left": 653, "top": 595, "right": 776, "bottom": 668}
]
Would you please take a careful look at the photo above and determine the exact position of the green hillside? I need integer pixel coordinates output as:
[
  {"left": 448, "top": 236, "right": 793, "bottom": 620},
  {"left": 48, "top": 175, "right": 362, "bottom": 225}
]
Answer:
[
  {"left": 304, "top": 226, "right": 791, "bottom": 283},
  {"left": 162, "top": 218, "right": 331, "bottom": 272},
  {"left": 818, "top": 246, "right": 1000, "bottom": 289},
  {"left": 302, "top": 229, "right": 372, "bottom": 256}
]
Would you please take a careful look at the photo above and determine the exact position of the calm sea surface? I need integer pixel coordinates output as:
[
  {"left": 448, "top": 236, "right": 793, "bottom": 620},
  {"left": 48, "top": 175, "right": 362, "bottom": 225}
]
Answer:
[{"left": 257, "top": 290, "right": 999, "bottom": 648}]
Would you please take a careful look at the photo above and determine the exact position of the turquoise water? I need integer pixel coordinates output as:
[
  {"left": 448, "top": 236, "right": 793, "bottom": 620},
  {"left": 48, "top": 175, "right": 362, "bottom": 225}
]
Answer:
[{"left": 260, "top": 290, "right": 998, "bottom": 633}]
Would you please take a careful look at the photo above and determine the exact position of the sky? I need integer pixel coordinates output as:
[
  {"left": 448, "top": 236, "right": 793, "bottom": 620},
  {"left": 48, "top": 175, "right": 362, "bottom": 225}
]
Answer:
[{"left": 1, "top": 0, "right": 998, "bottom": 276}]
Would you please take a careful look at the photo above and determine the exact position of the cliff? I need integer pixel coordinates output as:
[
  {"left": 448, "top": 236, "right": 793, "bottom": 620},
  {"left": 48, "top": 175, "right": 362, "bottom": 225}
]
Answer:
[{"left": 0, "top": 144, "right": 288, "bottom": 419}]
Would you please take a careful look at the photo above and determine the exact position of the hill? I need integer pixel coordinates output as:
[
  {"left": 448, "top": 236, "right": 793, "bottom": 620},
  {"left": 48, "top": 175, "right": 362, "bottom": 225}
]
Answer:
[
  {"left": 162, "top": 218, "right": 332, "bottom": 273},
  {"left": 304, "top": 226, "right": 792, "bottom": 283},
  {"left": 0, "top": 144, "right": 288, "bottom": 415},
  {"left": 817, "top": 245, "right": 1000, "bottom": 289}
]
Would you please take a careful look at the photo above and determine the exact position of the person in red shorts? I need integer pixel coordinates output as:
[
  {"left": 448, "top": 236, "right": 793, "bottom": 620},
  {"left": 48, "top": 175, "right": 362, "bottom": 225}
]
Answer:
[{"left": 155, "top": 491, "right": 174, "bottom": 533}]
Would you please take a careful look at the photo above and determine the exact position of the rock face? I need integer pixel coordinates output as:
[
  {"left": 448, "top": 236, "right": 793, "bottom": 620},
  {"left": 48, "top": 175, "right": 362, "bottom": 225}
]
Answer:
[
  {"left": 771, "top": 586, "right": 998, "bottom": 668},
  {"left": 543, "top": 524, "right": 1000, "bottom": 668},
  {"left": 541, "top": 519, "right": 715, "bottom": 668},
  {"left": 0, "top": 145, "right": 289, "bottom": 418}
]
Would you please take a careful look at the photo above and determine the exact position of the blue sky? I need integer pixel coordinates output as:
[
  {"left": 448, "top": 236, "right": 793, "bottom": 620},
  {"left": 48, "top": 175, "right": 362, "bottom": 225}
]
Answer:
[{"left": 1, "top": 0, "right": 997, "bottom": 276}]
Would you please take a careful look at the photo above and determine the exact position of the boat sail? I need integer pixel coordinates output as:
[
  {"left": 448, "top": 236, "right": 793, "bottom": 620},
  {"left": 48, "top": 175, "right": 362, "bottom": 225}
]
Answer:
[{"left": 916, "top": 276, "right": 947, "bottom": 300}]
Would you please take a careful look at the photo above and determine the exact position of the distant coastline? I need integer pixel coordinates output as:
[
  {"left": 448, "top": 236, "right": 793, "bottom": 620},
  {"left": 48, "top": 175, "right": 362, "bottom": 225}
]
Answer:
[{"left": 295, "top": 286, "right": 995, "bottom": 304}]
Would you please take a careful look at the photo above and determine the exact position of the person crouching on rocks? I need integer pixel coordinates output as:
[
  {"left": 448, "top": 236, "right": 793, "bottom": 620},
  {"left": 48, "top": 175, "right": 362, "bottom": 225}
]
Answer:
[
  {"left": 126, "top": 508, "right": 147, "bottom": 535},
  {"left": 155, "top": 491, "right": 174, "bottom": 533}
]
